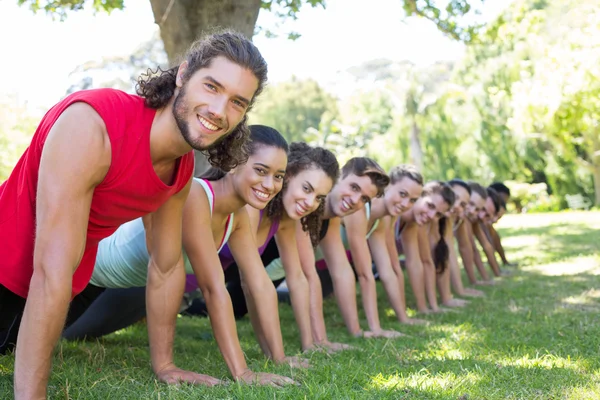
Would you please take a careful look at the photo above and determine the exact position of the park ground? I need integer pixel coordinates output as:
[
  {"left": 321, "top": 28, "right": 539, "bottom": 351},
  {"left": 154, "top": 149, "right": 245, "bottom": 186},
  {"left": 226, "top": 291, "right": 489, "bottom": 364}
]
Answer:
[{"left": 1, "top": 211, "right": 599, "bottom": 399}]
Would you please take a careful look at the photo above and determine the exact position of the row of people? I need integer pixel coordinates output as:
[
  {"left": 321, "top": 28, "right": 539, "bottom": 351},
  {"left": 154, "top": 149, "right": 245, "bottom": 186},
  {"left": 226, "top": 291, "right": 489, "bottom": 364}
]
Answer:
[
  {"left": 0, "top": 29, "right": 514, "bottom": 397},
  {"left": 60, "top": 124, "right": 515, "bottom": 385}
]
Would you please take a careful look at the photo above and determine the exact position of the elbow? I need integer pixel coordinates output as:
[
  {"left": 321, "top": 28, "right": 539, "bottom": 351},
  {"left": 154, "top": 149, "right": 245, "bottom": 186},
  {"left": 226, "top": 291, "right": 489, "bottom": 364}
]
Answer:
[
  {"left": 286, "top": 269, "right": 308, "bottom": 288},
  {"left": 482, "top": 244, "right": 494, "bottom": 255},
  {"left": 32, "top": 260, "right": 74, "bottom": 295},
  {"left": 242, "top": 276, "right": 277, "bottom": 300},
  {"left": 356, "top": 269, "right": 375, "bottom": 285},
  {"left": 199, "top": 279, "right": 227, "bottom": 305}
]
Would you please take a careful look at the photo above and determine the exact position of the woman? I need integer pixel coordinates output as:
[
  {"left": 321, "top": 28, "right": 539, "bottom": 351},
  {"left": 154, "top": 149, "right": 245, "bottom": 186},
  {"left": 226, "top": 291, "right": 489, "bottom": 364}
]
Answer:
[
  {"left": 63, "top": 125, "right": 302, "bottom": 386},
  {"left": 395, "top": 181, "right": 456, "bottom": 313},
  {"left": 187, "top": 142, "right": 350, "bottom": 352}
]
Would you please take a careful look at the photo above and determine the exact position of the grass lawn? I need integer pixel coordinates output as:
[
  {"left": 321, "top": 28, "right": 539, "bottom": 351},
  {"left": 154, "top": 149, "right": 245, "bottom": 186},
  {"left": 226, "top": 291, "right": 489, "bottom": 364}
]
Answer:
[{"left": 1, "top": 211, "right": 599, "bottom": 399}]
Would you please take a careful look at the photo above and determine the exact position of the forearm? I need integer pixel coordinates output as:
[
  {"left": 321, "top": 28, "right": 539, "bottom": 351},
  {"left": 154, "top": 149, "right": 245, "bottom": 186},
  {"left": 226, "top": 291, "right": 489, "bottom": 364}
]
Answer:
[
  {"left": 404, "top": 257, "right": 428, "bottom": 312},
  {"left": 243, "top": 280, "right": 286, "bottom": 361},
  {"left": 472, "top": 244, "right": 490, "bottom": 280},
  {"left": 203, "top": 286, "right": 249, "bottom": 378},
  {"left": 422, "top": 261, "right": 439, "bottom": 310},
  {"left": 146, "top": 260, "right": 186, "bottom": 375},
  {"left": 436, "top": 264, "right": 453, "bottom": 303},
  {"left": 483, "top": 244, "right": 502, "bottom": 277},
  {"left": 330, "top": 267, "right": 362, "bottom": 336},
  {"left": 357, "top": 272, "right": 381, "bottom": 332},
  {"left": 243, "top": 289, "right": 271, "bottom": 357},
  {"left": 378, "top": 267, "right": 409, "bottom": 322},
  {"left": 14, "top": 270, "right": 71, "bottom": 399},
  {"left": 490, "top": 228, "right": 509, "bottom": 263},
  {"left": 457, "top": 241, "right": 478, "bottom": 284},
  {"left": 448, "top": 245, "right": 466, "bottom": 295},
  {"left": 305, "top": 271, "right": 328, "bottom": 343},
  {"left": 285, "top": 274, "right": 314, "bottom": 351}
]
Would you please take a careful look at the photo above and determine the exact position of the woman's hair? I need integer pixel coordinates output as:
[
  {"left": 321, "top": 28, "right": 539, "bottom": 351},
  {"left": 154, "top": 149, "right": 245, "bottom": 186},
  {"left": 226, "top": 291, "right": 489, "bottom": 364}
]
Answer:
[
  {"left": 423, "top": 181, "right": 456, "bottom": 274},
  {"left": 341, "top": 157, "right": 390, "bottom": 198},
  {"left": 388, "top": 164, "right": 423, "bottom": 186},
  {"left": 486, "top": 187, "right": 501, "bottom": 214},
  {"left": 468, "top": 181, "right": 488, "bottom": 200},
  {"left": 200, "top": 125, "right": 288, "bottom": 181},
  {"left": 489, "top": 182, "right": 511, "bottom": 197},
  {"left": 448, "top": 178, "right": 472, "bottom": 196},
  {"left": 267, "top": 142, "right": 339, "bottom": 246},
  {"left": 136, "top": 30, "right": 268, "bottom": 172}
]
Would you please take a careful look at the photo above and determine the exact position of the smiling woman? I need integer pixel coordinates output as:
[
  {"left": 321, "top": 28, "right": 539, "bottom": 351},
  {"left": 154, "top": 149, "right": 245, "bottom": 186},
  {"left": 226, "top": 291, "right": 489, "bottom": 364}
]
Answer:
[{"left": 185, "top": 142, "right": 344, "bottom": 353}]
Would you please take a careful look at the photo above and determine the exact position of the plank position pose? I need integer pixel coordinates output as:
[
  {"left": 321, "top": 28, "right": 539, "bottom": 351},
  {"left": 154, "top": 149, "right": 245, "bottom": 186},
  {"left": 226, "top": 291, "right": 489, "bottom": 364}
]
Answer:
[
  {"left": 0, "top": 31, "right": 267, "bottom": 397},
  {"left": 455, "top": 182, "right": 503, "bottom": 284},
  {"left": 62, "top": 126, "right": 305, "bottom": 386},
  {"left": 394, "top": 181, "right": 456, "bottom": 314},
  {"left": 331, "top": 165, "right": 428, "bottom": 329},
  {"left": 431, "top": 180, "right": 485, "bottom": 307},
  {"left": 188, "top": 149, "right": 362, "bottom": 351},
  {"left": 485, "top": 182, "right": 516, "bottom": 266},
  {"left": 269, "top": 158, "right": 400, "bottom": 340}
]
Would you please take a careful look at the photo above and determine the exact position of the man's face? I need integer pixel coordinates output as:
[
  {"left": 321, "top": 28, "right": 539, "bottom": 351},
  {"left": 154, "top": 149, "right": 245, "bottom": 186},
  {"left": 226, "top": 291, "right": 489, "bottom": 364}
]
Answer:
[
  {"left": 173, "top": 56, "right": 259, "bottom": 151},
  {"left": 383, "top": 177, "right": 423, "bottom": 217},
  {"left": 467, "top": 192, "right": 487, "bottom": 223},
  {"left": 326, "top": 173, "right": 378, "bottom": 217},
  {"left": 450, "top": 185, "right": 470, "bottom": 220}
]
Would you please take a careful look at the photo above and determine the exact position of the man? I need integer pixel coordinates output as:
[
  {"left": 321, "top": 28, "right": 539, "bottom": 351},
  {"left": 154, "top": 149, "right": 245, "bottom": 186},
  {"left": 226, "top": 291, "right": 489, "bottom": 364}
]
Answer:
[
  {"left": 0, "top": 31, "right": 268, "bottom": 398},
  {"left": 487, "top": 182, "right": 516, "bottom": 266}
]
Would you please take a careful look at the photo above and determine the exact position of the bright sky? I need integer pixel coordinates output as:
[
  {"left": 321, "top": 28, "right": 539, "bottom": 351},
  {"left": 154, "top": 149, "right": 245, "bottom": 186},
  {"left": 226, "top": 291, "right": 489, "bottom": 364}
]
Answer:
[{"left": 0, "top": 0, "right": 508, "bottom": 113}]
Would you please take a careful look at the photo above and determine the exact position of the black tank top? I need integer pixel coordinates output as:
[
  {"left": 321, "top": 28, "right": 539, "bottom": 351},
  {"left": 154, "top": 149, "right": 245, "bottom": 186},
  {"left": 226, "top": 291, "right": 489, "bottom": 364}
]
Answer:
[{"left": 319, "top": 219, "right": 330, "bottom": 242}]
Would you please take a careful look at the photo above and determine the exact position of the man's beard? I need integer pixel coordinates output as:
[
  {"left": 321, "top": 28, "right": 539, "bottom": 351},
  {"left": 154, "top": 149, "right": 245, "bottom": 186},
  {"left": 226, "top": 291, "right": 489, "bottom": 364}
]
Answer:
[{"left": 172, "top": 85, "right": 228, "bottom": 152}]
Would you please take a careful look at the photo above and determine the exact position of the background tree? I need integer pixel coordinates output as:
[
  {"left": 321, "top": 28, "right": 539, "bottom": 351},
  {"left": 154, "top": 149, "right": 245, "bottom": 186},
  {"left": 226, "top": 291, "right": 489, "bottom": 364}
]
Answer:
[{"left": 249, "top": 77, "right": 338, "bottom": 143}]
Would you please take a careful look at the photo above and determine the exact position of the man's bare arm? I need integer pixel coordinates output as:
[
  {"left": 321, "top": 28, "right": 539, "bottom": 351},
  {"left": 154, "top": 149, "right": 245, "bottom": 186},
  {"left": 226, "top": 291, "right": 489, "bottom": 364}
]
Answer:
[
  {"left": 344, "top": 211, "right": 381, "bottom": 333},
  {"left": 319, "top": 218, "right": 363, "bottom": 336},
  {"left": 15, "top": 103, "right": 111, "bottom": 399}
]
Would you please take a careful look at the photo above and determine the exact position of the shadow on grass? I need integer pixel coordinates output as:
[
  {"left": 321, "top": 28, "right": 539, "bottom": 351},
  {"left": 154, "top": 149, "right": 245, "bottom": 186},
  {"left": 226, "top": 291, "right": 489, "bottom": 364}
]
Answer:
[
  {"left": 364, "top": 357, "right": 588, "bottom": 399},
  {"left": 498, "top": 223, "right": 600, "bottom": 263}
]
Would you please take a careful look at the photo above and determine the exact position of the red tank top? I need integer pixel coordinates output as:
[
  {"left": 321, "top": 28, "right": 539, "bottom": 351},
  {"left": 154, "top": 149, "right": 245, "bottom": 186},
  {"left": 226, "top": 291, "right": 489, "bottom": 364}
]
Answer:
[{"left": 0, "top": 89, "right": 195, "bottom": 298}]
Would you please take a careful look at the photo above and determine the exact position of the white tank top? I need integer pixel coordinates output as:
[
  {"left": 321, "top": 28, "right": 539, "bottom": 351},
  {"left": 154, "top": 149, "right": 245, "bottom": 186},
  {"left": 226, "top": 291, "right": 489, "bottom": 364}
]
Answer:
[{"left": 90, "top": 178, "right": 234, "bottom": 288}]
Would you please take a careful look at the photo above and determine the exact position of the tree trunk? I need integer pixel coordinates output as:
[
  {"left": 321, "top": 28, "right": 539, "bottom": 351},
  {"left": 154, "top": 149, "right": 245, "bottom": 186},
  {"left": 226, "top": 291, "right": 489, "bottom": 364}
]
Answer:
[
  {"left": 592, "top": 164, "right": 600, "bottom": 206},
  {"left": 410, "top": 119, "right": 424, "bottom": 172},
  {"left": 591, "top": 131, "right": 600, "bottom": 206},
  {"left": 149, "top": 0, "right": 262, "bottom": 176}
]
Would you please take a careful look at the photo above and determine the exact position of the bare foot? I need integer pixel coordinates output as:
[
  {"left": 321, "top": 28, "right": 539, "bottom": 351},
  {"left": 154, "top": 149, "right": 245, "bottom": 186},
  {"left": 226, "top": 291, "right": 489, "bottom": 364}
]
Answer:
[
  {"left": 400, "top": 318, "right": 429, "bottom": 325},
  {"left": 430, "top": 307, "right": 452, "bottom": 313},
  {"left": 442, "top": 298, "right": 469, "bottom": 308},
  {"left": 463, "top": 288, "right": 485, "bottom": 297}
]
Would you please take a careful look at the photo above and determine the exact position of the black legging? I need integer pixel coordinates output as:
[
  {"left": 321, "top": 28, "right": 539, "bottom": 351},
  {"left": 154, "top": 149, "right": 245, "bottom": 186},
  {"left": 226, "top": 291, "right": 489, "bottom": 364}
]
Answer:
[
  {"left": 0, "top": 284, "right": 26, "bottom": 354},
  {"left": 184, "top": 238, "right": 337, "bottom": 319},
  {"left": 62, "top": 285, "right": 147, "bottom": 340},
  {"left": 185, "top": 238, "right": 282, "bottom": 319}
]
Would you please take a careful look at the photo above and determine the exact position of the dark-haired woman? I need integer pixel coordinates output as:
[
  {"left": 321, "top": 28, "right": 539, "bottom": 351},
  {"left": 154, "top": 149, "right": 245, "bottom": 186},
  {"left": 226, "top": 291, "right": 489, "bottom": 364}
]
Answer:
[
  {"left": 63, "top": 125, "right": 301, "bottom": 387},
  {"left": 188, "top": 142, "right": 350, "bottom": 353}
]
